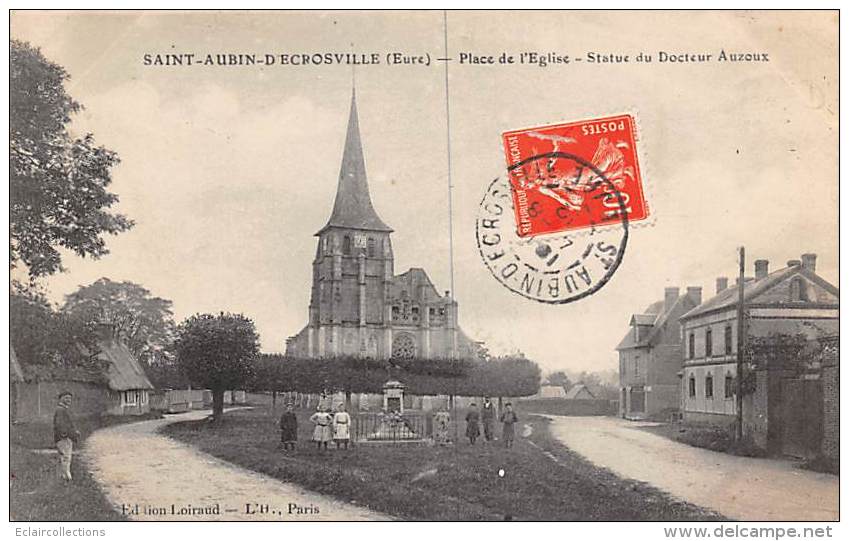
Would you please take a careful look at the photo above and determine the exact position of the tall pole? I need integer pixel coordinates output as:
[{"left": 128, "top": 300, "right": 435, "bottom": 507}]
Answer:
[
  {"left": 442, "top": 10, "right": 458, "bottom": 443},
  {"left": 735, "top": 246, "right": 745, "bottom": 441},
  {"left": 443, "top": 10, "right": 455, "bottom": 301}
]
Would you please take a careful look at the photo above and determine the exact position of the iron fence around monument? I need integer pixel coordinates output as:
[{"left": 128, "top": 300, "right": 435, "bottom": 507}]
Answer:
[{"left": 354, "top": 411, "right": 430, "bottom": 442}]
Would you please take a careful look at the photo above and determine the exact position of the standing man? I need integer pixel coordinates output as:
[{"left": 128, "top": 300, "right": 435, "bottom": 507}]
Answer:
[
  {"left": 53, "top": 391, "right": 80, "bottom": 482},
  {"left": 279, "top": 403, "right": 298, "bottom": 451},
  {"left": 481, "top": 397, "right": 496, "bottom": 442}
]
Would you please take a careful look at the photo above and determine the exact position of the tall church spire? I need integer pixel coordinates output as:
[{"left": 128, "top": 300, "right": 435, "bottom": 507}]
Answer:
[{"left": 317, "top": 89, "right": 392, "bottom": 234}]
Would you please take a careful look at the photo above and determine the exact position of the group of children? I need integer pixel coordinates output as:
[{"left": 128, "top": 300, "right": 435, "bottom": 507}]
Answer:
[
  {"left": 279, "top": 397, "right": 519, "bottom": 450},
  {"left": 464, "top": 398, "right": 519, "bottom": 447},
  {"left": 277, "top": 402, "right": 351, "bottom": 451}
]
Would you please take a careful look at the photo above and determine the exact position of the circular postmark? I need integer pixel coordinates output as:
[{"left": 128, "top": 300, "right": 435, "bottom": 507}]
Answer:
[{"left": 475, "top": 152, "right": 629, "bottom": 304}]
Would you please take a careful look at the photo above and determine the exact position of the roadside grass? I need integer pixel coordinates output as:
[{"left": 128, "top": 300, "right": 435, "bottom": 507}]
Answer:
[
  {"left": 640, "top": 421, "right": 838, "bottom": 476},
  {"left": 162, "top": 406, "right": 723, "bottom": 521},
  {"left": 10, "top": 412, "right": 163, "bottom": 521},
  {"left": 638, "top": 422, "right": 767, "bottom": 458},
  {"left": 800, "top": 455, "right": 839, "bottom": 475}
]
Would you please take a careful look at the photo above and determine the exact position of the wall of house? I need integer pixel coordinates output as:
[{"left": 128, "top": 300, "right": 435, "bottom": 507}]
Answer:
[
  {"left": 11, "top": 380, "right": 110, "bottom": 423},
  {"left": 644, "top": 343, "right": 685, "bottom": 418},
  {"left": 646, "top": 383, "right": 681, "bottom": 419},
  {"left": 683, "top": 410, "right": 737, "bottom": 427},
  {"left": 821, "top": 347, "right": 839, "bottom": 461},
  {"left": 741, "top": 370, "right": 769, "bottom": 449},
  {"left": 619, "top": 346, "right": 647, "bottom": 418},
  {"left": 105, "top": 389, "right": 151, "bottom": 416},
  {"left": 682, "top": 362, "right": 738, "bottom": 417}
]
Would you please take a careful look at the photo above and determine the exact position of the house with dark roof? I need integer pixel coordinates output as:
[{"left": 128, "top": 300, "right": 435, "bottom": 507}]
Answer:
[
  {"left": 564, "top": 384, "right": 595, "bottom": 400},
  {"left": 679, "top": 254, "right": 838, "bottom": 457},
  {"left": 616, "top": 287, "right": 703, "bottom": 419}
]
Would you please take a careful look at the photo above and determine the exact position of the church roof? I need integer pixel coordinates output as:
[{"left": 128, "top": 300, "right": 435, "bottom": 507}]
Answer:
[{"left": 317, "top": 90, "right": 392, "bottom": 235}]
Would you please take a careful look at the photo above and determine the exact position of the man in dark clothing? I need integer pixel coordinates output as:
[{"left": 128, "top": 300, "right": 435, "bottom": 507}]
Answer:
[
  {"left": 279, "top": 403, "right": 298, "bottom": 450},
  {"left": 481, "top": 397, "right": 496, "bottom": 442},
  {"left": 53, "top": 391, "right": 80, "bottom": 481}
]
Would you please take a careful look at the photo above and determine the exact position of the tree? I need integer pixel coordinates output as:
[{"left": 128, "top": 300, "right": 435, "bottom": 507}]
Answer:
[
  {"left": 575, "top": 370, "right": 619, "bottom": 400},
  {"left": 61, "top": 278, "right": 175, "bottom": 365},
  {"left": 174, "top": 313, "right": 259, "bottom": 421},
  {"left": 10, "top": 40, "right": 133, "bottom": 279},
  {"left": 143, "top": 351, "right": 190, "bottom": 390},
  {"left": 546, "top": 370, "right": 572, "bottom": 390},
  {"left": 9, "top": 281, "right": 107, "bottom": 381}
]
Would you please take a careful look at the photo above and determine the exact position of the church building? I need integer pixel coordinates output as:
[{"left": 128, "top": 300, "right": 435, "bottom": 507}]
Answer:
[{"left": 285, "top": 91, "right": 480, "bottom": 360}]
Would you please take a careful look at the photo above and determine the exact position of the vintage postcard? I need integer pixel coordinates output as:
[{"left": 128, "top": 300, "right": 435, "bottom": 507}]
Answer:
[{"left": 7, "top": 9, "right": 839, "bottom": 531}]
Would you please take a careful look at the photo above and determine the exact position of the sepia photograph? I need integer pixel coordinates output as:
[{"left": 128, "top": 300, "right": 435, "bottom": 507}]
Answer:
[{"left": 6, "top": 8, "right": 840, "bottom": 530}]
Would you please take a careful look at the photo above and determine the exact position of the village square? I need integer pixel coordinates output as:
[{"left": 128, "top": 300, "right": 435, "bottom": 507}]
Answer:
[{"left": 8, "top": 12, "right": 840, "bottom": 524}]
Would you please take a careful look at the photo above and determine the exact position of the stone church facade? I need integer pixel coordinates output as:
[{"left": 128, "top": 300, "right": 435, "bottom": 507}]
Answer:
[{"left": 285, "top": 91, "right": 480, "bottom": 360}]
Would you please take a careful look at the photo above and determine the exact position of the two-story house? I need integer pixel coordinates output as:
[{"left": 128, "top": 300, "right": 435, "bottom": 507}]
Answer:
[
  {"left": 679, "top": 254, "right": 838, "bottom": 456},
  {"left": 617, "top": 286, "right": 702, "bottom": 419}
]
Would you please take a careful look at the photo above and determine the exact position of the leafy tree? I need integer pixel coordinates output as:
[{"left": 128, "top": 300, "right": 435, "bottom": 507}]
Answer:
[
  {"left": 174, "top": 313, "right": 259, "bottom": 421},
  {"left": 61, "top": 278, "right": 175, "bottom": 365},
  {"left": 575, "top": 370, "right": 619, "bottom": 400},
  {"left": 10, "top": 40, "right": 133, "bottom": 279},
  {"left": 9, "top": 281, "right": 107, "bottom": 381},
  {"left": 143, "top": 351, "right": 190, "bottom": 390},
  {"left": 546, "top": 370, "right": 572, "bottom": 390}
]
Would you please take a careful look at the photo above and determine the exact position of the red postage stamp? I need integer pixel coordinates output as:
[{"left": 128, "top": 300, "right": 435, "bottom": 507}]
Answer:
[{"left": 501, "top": 114, "right": 648, "bottom": 237}]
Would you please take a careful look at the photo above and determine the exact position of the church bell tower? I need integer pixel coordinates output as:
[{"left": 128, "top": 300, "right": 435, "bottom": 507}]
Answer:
[{"left": 307, "top": 89, "right": 394, "bottom": 357}]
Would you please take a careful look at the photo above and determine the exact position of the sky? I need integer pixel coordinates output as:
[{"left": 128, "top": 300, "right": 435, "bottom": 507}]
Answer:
[{"left": 10, "top": 11, "right": 838, "bottom": 374}]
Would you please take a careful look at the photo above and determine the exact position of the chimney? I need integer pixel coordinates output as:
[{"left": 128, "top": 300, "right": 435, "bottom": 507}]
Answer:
[
  {"left": 754, "top": 259, "right": 769, "bottom": 280},
  {"left": 686, "top": 286, "right": 702, "bottom": 305},
  {"left": 801, "top": 253, "right": 817, "bottom": 273},
  {"left": 787, "top": 259, "right": 801, "bottom": 268},
  {"left": 664, "top": 287, "right": 680, "bottom": 310},
  {"left": 716, "top": 277, "right": 728, "bottom": 294}
]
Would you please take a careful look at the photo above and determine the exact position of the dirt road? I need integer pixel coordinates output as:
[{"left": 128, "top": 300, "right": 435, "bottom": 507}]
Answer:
[
  {"left": 84, "top": 410, "right": 391, "bottom": 521},
  {"left": 546, "top": 416, "right": 838, "bottom": 521}
]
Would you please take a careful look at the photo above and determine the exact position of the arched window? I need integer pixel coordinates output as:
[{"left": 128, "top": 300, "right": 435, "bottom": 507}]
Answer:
[
  {"left": 705, "top": 374, "right": 714, "bottom": 398},
  {"left": 705, "top": 328, "right": 713, "bottom": 357},
  {"left": 724, "top": 373, "right": 734, "bottom": 399},
  {"left": 688, "top": 375, "right": 696, "bottom": 397},
  {"left": 688, "top": 332, "right": 695, "bottom": 359},
  {"left": 343, "top": 235, "right": 352, "bottom": 255}
]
